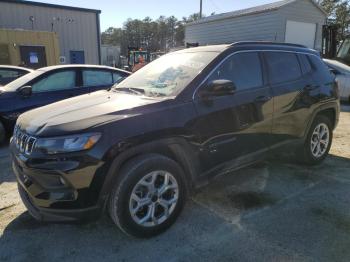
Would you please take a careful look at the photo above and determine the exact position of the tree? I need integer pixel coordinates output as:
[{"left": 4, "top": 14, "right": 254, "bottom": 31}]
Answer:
[
  {"left": 101, "top": 13, "right": 205, "bottom": 55},
  {"left": 335, "top": 1, "right": 350, "bottom": 39},
  {"left": 317, "top": 0, "right": 350, "bottom": 40}
]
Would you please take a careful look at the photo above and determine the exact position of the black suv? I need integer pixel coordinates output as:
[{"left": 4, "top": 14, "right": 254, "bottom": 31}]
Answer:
[{"left": 11, "top": 42, "right": 339, "bottom": 238}]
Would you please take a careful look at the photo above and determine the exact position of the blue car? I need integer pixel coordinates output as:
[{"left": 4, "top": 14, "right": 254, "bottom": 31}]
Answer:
[
  {"left": 0, "top": 65, "right": 130, "bottom": 143},
  {"left": 0, "top": 65, "right": 33, "bottom": 86}
]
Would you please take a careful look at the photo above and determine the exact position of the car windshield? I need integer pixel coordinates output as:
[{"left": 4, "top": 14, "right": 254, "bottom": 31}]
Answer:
[
  {"left": 114, "top": 51, "right": 219, "bottom": 97},
  {"left": 3, "top": 70, "right": 45, "bottom": 92}
]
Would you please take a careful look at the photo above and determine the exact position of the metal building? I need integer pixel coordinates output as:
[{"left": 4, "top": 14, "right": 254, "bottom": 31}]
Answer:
[
  {"left": 0, "top": 28, "right": 60, "bottom": 68},
  {"left": 185, "top": 0, "right": 327, "bottom": 51},
  {"left": 0, "top": 0, "right": 101, "bottom": 65},
  {"left": 101, "top": 45, "right": 121, "bottom": 67}
]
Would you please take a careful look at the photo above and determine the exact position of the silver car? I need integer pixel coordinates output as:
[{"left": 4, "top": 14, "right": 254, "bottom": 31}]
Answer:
[{"left": 324, "top": 59, "right": 350, "bottom": 103}]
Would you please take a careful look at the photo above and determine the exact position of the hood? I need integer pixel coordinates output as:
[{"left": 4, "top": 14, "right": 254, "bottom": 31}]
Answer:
[
  {"left": 324, "top": 59, "right": 350, "bottom": 75},
  {"left": 17, "top": 90, "right": 166, "bottom": 136}
]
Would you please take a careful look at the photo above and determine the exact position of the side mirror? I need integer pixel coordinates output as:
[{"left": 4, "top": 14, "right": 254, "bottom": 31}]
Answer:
[
  {"left": 18, "top": 86, "right": 32, "bottom": 97},
  {"left": 201, "top": 79, "right": 236, "bottom": 98}
]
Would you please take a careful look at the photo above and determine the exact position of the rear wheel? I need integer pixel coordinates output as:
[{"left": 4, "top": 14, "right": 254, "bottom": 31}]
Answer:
[
  {"left": 0, "top": 121, "right": 6, "bottom": 145},
  {"left": 299, "top": 115, "right": 333, "bottom": 165},
  {"left": 108, "top": 154, "right": 187, "bottom": 238}
]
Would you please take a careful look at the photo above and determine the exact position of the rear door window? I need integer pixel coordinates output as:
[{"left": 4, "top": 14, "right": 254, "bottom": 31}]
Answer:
[
  {"left": 0, "top": 69, "right": 27, "bottom": 85},
  {"left": 208, "top": 52, "right": 263, "bottom": 91},
  {"left": 83, "top": 70, "right": 113, "bottom": 87},
  {"left": 113, "top": 72, "right": 127, "bottom": 84},
  {"left": 265, "top": 52, "right": 302, "bottom": 84}
]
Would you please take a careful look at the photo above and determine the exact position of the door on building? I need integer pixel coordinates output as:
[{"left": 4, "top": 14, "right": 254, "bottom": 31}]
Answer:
[
  {"left": 70, "top": 51, "right": 85, "bottom": 64},
  {"left": 19, "top": 46, "right": 47, "bottom": 69},
  {"left": 0, "top": 44, "right": 10, "bottom": 64},
  {"left": 285, "top": 20, "right": 317, "bottom": 49}
]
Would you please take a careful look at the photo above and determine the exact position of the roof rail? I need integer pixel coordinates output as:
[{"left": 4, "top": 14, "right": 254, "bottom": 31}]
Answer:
[{"left": 230, "top": 41, "right": 308, "bottom": 48}]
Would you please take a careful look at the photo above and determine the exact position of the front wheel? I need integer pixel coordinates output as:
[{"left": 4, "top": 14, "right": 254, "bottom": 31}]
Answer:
[
  {"left": 299, "top": 115, "right": 333, "bottom": 165},
  {"left": 108, "top": 154, "right": 187, "bottom": 238}
]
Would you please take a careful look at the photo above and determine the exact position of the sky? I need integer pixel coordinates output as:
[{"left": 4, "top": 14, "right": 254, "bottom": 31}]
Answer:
[{"left": 35, "top": 0, "right": 278, "bottom": 31}]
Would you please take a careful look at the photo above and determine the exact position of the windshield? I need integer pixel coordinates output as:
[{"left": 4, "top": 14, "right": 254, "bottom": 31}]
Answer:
[
  {"left": 115, "top": 51, "right": 219, "bottom": 97},
  {"left": 3, "top": 70, "right": 45, "bottom": 91}
]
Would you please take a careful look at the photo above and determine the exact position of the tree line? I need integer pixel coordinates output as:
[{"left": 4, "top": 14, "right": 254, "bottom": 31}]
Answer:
[
  {"left": 318, "top": 0, "right": 350, "bottom": 40},
  {"left": 101, "top": 13, "right": 202, "bottom": 56},
  {"left": 102, "top": 1, "right": 350, "bottom": 56}
]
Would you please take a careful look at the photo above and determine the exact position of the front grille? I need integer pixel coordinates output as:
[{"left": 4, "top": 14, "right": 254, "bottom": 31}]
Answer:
[{"left": 14, "top": 126, "right": 37, "bottom": 155}]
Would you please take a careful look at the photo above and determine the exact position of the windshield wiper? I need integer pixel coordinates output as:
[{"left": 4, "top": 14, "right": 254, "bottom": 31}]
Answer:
[{"left": 114, "top": 87, "right": 144, "bottom": 95}]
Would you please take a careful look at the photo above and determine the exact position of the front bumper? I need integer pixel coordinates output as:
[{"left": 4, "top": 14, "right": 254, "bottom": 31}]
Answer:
[
  {"left": 11, "top": 142, "right": 108, "bottom": 222},
  {"left": 17, "top": 182, "right": 101, "bottom": 222}
]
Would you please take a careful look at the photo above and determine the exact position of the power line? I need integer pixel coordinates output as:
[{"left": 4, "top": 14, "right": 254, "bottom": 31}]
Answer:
[{"left": 208, "top": 0, "right": 223, "bottom": 13}]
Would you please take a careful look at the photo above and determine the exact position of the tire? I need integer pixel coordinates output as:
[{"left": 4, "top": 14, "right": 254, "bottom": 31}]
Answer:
[
  {"left": 108, "top": 154, "right": 187, "bottom": 238},
  {"left": 0, "top": 121, "right": 6, "bottom": 145},
  {"left": 299, "top": 115, "right": 333, "bottom": 165}
]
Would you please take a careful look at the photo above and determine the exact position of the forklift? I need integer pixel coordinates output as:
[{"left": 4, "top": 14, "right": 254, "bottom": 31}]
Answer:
[
  {"left": 124, "top": 47, "right": 150, "bottom": 71},
  {"left": 322, "top": 24, "right": 350, "bottom": 65}
]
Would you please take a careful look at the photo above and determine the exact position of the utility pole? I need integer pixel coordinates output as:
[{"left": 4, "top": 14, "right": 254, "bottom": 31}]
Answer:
[{"left": 200, "top": 0, "right": 203, "bottom": 18}]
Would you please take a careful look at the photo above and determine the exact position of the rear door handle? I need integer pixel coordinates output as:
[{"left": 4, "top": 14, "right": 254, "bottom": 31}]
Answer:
[{"left": 255, "top": 95, "right": 272, "bottom": 103}]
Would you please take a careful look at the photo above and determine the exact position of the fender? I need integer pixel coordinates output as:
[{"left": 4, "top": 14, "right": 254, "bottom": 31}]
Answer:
[{"left": 98, "top": 137, "right": 201, "bottom": 205}]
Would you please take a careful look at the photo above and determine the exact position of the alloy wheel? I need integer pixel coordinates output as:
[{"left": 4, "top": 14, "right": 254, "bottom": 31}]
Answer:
[
  {"left": 310, "top": 123, "right": 330, "bottom": 158},
  {"left": 129, "top": 171, "right": 179, "bottom": 227}
]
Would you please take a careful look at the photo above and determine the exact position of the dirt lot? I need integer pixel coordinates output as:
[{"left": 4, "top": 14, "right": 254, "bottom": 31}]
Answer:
[{"left": 1, "top": 105, "right": 350, "bottom": 262}]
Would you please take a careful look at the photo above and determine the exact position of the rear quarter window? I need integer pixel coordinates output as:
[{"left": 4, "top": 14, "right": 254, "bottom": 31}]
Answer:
[
  {"left": 308, "top": 55, "right": 334, "bottom": 83},
  {"left": 298, "top": 54, "right": 313, "bottom": 75}
]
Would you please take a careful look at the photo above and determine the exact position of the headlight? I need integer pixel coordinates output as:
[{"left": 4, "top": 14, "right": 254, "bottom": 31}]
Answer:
[{"left": 35, "top": 133, "right": 101, "bottom": 154}]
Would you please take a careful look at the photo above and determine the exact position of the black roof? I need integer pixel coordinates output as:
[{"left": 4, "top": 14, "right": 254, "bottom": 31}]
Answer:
[
  {"left": 230, "top": 41, "right": 319, "bottom": 55},
  {"left": 231, "top": 41, "right": 307, "bottom": 49},
  {"left": 0, "top": 0, "right": 101, "bottom": 14},
  {"left": 179, "top": 42, "right": 318, "bottom": 56}
]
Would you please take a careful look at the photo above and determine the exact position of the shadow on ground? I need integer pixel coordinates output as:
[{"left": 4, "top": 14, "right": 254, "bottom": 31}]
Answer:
[
  {"left": 2, "top": 154, "right": 350, "bottom": 261},
  {"left": 0, "top": 145, "right": 14, "bottom": 184}
]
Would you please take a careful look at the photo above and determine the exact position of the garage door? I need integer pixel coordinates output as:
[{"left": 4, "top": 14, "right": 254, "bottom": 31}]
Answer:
[{"left": 285, "top": 20, "right": 316, "bottom": 48}]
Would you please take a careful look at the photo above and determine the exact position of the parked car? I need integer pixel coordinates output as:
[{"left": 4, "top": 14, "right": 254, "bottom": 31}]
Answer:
[
  {"left": 0, "top": 65, "right": 33, "bottom": 86},
  {"left": 11, "top": 42, "right": 339, "bottom": 238},
  {"left": 324, "top": 58, "right": 350, "bottom": 103},
  {"left": 0, "top": 65, "right": 130, "bottom": 143}
]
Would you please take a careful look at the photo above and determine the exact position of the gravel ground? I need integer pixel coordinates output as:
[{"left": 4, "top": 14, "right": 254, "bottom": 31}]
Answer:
[{"left": 1, "top": 105, "right": 350, "bottom": 262}]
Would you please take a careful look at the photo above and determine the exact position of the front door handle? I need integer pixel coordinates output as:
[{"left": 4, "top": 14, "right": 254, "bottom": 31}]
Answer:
[{"left": 255, "top": 95, "right": 271, "bottom": 103}]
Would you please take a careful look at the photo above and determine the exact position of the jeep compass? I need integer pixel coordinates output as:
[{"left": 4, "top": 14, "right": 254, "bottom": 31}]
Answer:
[{"left": 11, "top": 42, "right": 340, "bottom": 238}]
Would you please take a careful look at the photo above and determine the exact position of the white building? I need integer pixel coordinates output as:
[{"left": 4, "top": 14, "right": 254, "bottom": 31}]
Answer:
[{"left": 185, "top": 0, "right": 327, "bottom": 51}]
